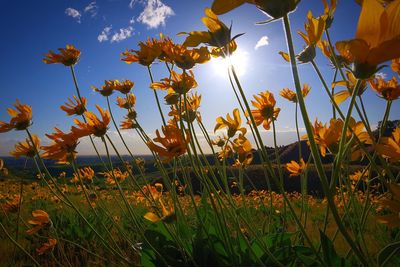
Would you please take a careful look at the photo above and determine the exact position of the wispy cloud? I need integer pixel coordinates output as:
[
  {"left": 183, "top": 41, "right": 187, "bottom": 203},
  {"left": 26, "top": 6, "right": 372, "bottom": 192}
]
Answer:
[
  {"left": 65, "top": 8, "right": 81, "bottom": 23},
  {"left": 137, "top": 0, "right": 174, "bottom": 29},
  {"left": 254, "top": 36, "right": 269, "bottom": 50},
  {"left": 129, "top": 0, "right": 137, "bottom": 9},
  {"left": 97, "top": 26, "right": 112, "bottom": 42},
  {"left": 84, "top": 1, "right": 99, "bottom": 18},
  {"left": 111, "top": 26, "right": 134, "bottom": 43}
]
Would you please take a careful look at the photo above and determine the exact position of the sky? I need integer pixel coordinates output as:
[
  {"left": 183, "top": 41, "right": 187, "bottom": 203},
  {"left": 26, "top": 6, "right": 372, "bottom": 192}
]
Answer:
[{"left": 0, "top": 0, "right": 399, "bottom": 156}]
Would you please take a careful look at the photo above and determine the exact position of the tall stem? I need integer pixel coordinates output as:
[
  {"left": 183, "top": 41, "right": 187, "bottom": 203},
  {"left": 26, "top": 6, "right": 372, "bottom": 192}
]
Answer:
[{"left": 147, "top": 66, "right": 167, "bottom": 126}]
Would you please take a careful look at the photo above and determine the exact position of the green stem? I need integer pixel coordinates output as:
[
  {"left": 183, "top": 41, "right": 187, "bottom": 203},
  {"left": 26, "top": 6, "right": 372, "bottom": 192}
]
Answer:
[{"left": 147, "top": 65, "right": 167, "bottom": 126}]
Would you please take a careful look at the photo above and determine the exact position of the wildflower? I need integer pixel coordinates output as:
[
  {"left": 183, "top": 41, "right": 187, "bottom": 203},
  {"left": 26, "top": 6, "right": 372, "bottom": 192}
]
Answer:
[
  {"left": 42, "top": 128, "right": 79, "bottom": 164},
  {"left": 37, "top": 239, "right": 57, "bottom": 255},
  {"left": 166, "top": 45, "right": 210, "bottom": 70},
  {"left": 92, "top": 80, "right": 116, "bottom": 97},
  {"left": 211, "top": 40, "right": 238, "bottom": 58},
  {"left": 142, "top": 183, "right": 164, "bottom": 201},
  {"left": 71, "top": 167, "right": 95, "bottom": 184},
  {"left": 307, "top": 119, "right": 342, "bottom": 157},
  {"left": 169, "top": 93, "right": 202, "bottom": 123},
  {"left": 2, "top": 196, "right": 20, "bottom": 213},
  {"left": 164, "top": 89, "right": 180, "bottom": 105},
  {"left": 120, "top": 117, "right": 138, "bottom": 130},
  {"left": 72, "top": 105, "right": 110, "bottom": 137},
  {"left": 211, "top": 135, "right": 226, "bottom": 147},
  {"left": 232, "top": 134, "right": 253, "bottom": 166},
  {"left": 392, "top": 58, "right": 400, "bottom": 75},
  {"left": 369, "top": 76, "right": 400, "bottom": 101},
  {"left": 286, "top": 158, "right": 307, "bottom": 177},
  {"left": 298, "top": 11, "right": 326, "bottom": 46},
  {"left": 336, "top": 0, "right": 400, "bottom": 79},
  {"left": 211, "top": 0, "right": 301, "bottom": 19},
  {"left": 60, "top": 96, "right": 87, "bottom": 116},
  {"left": 249, "top": 91, "right": 280, "bottom": 130},
  {"left": 43, "top": 45, "right": 81, "bottom": 66},
  {"left": 217, "top": 144, "right": 233, "bottom": 161},
  {"left": 279, "top": 51, "right": 290, "bottom": 62},
  {"left": 102, "top": 168, "right": 129, "bottom": 185},
  {"left": 151, "top": 70, "right": 198, "bottom": 95},
  {"left": 121, "top": 38, "right": 162, "bottom": 66},
  {"left": 10, "top": 134, "right": 40, "bottom": 158},
  {"left": 332, "top": 71, "right": 368, "bottom": 104},
  {"left": 322, "top": 0, "right": 337, "bottom": 29},
  {"left": 144, "top": 202, "right": 175, "bottom": 224},
  {"left": 0, "top": 100, "right": 32, "bottom": 132},
  {"left": 116, "top": 94, "right": 136, "bottom": 109},
  {"left": 114, "top": 80, "right": 134, "bottom": 94},
  {"left": 0, "top": 159, "right": 7, "bottom": 177},
  {"left": 377, "top": 183, "right": 400, "bottom": 228},
  {"left": 215, "top": 108, "right": 247, "bottom": 138},
  {"left": 349, "top": 169, "right": 369, "bottom": 183},
  {"left": 280, "top": 84, "right": 310, "bottom": 103},
  {"left": 376, "top": 127, "right": 400, "bottom": 162},
  {"left": 26, "top": 210, "right": 51, "bottom": 235},
  {"left": 147, "top": 123, "right": 190, "bottom": 161}
]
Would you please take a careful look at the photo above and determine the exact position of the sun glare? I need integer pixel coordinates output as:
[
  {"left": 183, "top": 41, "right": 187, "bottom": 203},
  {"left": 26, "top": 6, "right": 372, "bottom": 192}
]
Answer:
[{"left": 211, "top": 49, "right": 249, "bottom": 77}]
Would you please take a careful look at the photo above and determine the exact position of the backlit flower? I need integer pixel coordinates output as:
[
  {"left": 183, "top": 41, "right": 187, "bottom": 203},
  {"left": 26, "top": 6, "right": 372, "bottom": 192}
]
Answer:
[
  {"left": 102, "top": 168, "right": 129, "bottom": 185},
  {"left": 72, "top": 105, "right": 110, "bottom": 137},
  {"left": 120, "top": 117, "right": 137, "bottom": 130},
  {"left": 376, "top": 127, "right": 400, "bottom": 162},
  {"left": 10, "top": 134, "right": 40, "bottom": 158},
  {"left": 42, "top": 128, "right": 79, "bottom": 164},
  {"left": 114, "top": 80, "right": 134, "bottom": 94},
  {"left": 169, "top": 93, "right": 201, "bottom": 122},
  {"left": 211, "top": 0, "right": 301, "bottom": 19},
  {"left": 147, "top": 123, "right": 190, "bottom": 161},
  {"left": 369, "top": 76, "right": 400, "bottom": 100},
  {"left": 332, "top": 71, "right": 368, "bottom": 104},
  {"left": 336, "top": 0, "right": 400, "bottom": 78},
  {"left": 298, "top": 11, "right": 326, "bottom": 46},
  {"left": 215, "top": 108, "right": 247, "bottom": 138},
  {"left": 151, "top": 70, "right": 198, "bottom": 95},
  {"left": 116, "top": 94, "right": 136, "bottom": 109},
  {"left": 71, "top": 167, "right": 95, "bottom": 184},
  {"left": 121, "top": 38, "right": 162, "bottom": 66},
  {"left": 37, "top": 239, "right": 57, "bottom": 255},
  {"left": 322, "top": 0, "right": 337, "bottom": 29},
  {"left": 286, "top": 158, "right": 307, "bottom": 177},
  {"left": 26, "top": 210, "right": 51, "bottom": 235},
  {"left": 211, "top": 40, "right": 238, "bottom": 58},
  {"left": 249, "top": 91, "right": 280, "bottom": 130},
  {"left": 232, "top": 134, "right": 253, "bottom": 166},
  {"left": 43, "top": 45, "right": 81, "bottom": 66},
  {"left": 307, "top": 119, "right": 342, "bottom": 157},
  {"left": 92, "top": 80, "right": 116, "bottom": 97},
  {"left": 60, "top": 96, "right": 87, "bottom": 116},
  {"left": 165, "top": 45, "right": 210, "bottom": 70},
  {"left": 144, "top": 203, "right": 175, "bottom": 224},
  {"left": 0, "top": 100, "right": 32, "bottom": 132},
  {"left": 280, "top": 84, "right": 310, "bottom": 103}
]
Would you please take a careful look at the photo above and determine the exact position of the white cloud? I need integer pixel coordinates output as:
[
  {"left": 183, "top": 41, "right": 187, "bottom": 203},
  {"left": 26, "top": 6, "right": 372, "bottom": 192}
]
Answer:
[
  {"left": 97, "top": 26, "right": 112, "bottom": 42},
  {"left": 254, "top": 36, "right": 269, "bottom": 50},
  {"left": 129, "top": 0, "right": 136, "bottom": 9},
  {"left": 65, "top": 8, "right": 81, "bottom": 23},
  {"left": 137, "top": 0, "right": 174, "bottom": 29},
  {"left": 84, "top": 1, "right": 99, "bottom": 17},
  {"left": 111, "top": 26, "right": 134, "bottom": 43}
]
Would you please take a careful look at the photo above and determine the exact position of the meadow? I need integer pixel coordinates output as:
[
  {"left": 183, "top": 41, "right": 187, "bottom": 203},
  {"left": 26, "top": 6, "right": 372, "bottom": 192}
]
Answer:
[{"left": 1, "top": 0, "right": 400, "bottom": 266}]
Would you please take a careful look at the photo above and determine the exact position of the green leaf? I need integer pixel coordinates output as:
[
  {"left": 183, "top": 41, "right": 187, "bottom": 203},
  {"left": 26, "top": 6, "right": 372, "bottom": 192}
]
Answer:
[
  {"left": 319, "top": 230, "right": 348, "bottom": 267},
  {"left": 378, "top": 241, "right": 400, "bottom": 267}
]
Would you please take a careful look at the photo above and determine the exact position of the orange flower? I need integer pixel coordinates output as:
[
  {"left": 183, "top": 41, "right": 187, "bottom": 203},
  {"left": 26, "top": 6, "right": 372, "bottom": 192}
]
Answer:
[
  {"left": 114, "top": 80, "right": 134, "bottom": 94},
  {"left": 26, "top": 210, "right": 51, "bottom": 235},
  {"left": 102, "top": 168, "right": 129, "bottom": 185},
  {"left": 335, "top": 0, "right": 400, "bottom": 78},
  {"left": 322, "top": 0, "right": 337, "bottom": 28},
  {"left": 215, "top": 108, "right": 247, "bottom": 138},
  {"left": 147, "top": 123, "right": 190, "bottom": 161},
  {"left": 369, "top": 76, "right": 400, "bottom": 100},
  {"left": 298, "top": 11, "right": 326, "bottom": 46},
  {"left": 280, "top": 84, "right": 310, "bottom": 103},
  {"left": 210, "top": 40, "right": 238, "bottom": 58},
  {"left": 43, "top": 45, "right": 81, "bottom": 66},
  {"left": 232, "top": 134, "right": 253, "bottom": 166},
  {"left": 307, "top": 119, "right": 342, "bottom": 157},
  {"left": 92, "top": 80, "right": 116, "bottom": 97},
  {"left": 10, "top": 134, "right": 40, "bottom": 158},
  {"left": 376, "top": 127, "right": 400, "bottom": 162},
  {"left": 144, "top": 203, "right": 175, "bottom": 224},
  {"left": 37, "top": 239, "right": 57, "bottom": 255},
  {"left": 0, "top": 100, "right": 32, "bottom": 132},
  {"left": 332, "top": 71, "right": 368, "bottom": 104},
  {"left": 71, "top": 167, "right": 95, "bottom": 184},
  {"left": 120, "top": 116, "right": 137, "bottom": 130},
  {"left": 165, "top": 45, "right": 210, "bottom": 70},
  {"left": 42, "top": 128, "right": 79, "bottom": 164},
  {"left": 2, "top": 196, "right": 21, "bottom": 213},
  {"left": 249, "top": 91, "right": 280, "bottom": 130},
  {"left": 72, "top": 105, "right": 110, "bottom": 137},
  {"left": 60, "top": 96, "right": 87, "bottom": 116},
  {"left": 169, "top": 93, "right": 201, "bottom": 122},
  {"left": 121, "top": 38, "right": 162, "bottom": 66},
  {"left": 392, "top": 58, "right": 400, "bottom": 75},
  {"left": 286, "top": 158, "right": 307, "bottom": 177},
  {"left": 151, "top": 70, "right": 197, "bottom": 95},
  {"left": 116, "top": 94, "right": 136, "bottom": 109}
]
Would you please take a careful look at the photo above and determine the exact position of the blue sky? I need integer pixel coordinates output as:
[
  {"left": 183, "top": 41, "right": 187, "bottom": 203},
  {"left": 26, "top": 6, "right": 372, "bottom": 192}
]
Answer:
[{"left": 0, "top": 0, "right": 399, "bottom": 156}]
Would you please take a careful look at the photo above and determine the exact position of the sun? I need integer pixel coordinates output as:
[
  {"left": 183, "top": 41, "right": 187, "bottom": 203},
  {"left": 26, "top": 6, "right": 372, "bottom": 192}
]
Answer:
[{"left": 211, "top": 48, "right": 249, "bottom": 77}]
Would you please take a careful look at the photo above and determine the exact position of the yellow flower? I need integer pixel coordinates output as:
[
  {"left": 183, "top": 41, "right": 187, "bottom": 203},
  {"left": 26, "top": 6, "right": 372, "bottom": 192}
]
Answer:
[
  {"left": 211, "top": 0, "right": 301, "bottom": 19},
  {"left": 322, "top": 0, "right": 337, "bottom": 29},
  {"left": 286, "top": 158, "right": 307, "bottom": 177},
  {"left": 332, "top": 71, "right": 368, "bottom": 104},
  {"left": 335, "top": 0, "right": 400, "bottom": 78},
  {"left": 369, "top": 76, "right": 400, "bottom": 100},
  {"left": 114, "top": 80, "right": 134, "bottom": 94},
  {"left": 10, "top": 134, "right": 40, "bottom": 158},
  {"left": 43, "top": 45, "right": 81, "bottom": 66},
  {"left": 307, "top": 119, "right": 342, "bottom": 157},
  {"left": 280, "top": 84, "right": 310, "bottom": 103},
  {"left": 42, "top": 128, "right": 80, "bottom": 164},
  {"left": 165, "top": 45, "right": 210, "bottom": 70},
  {"left": 102, "top": 168, "right": 129, "bottom": 185},
  {"left": 147, "top": 123, "right": 190, "bottom": 161},
  {"left": 278, "top": 51, "right": 290, "bottom": 62},
  {"left": 298, "top": 11, "right": 326, "bottom": 46},
  {"left": 92, "top": 80, "right": 116, "bottom": 97},
  {"left": 249, "top": 91, "right": 280, "bottom": 130},
  {"left": 376, "top": 127, "right": 400, "bottom": 162},
  {"left": 151, "top": 70, "right": 198, "bottom": 95},
  {"left": 232, "top": 134, "right": 253, "bottom": 166},
  {"left": 144, "top": 202, "right": 175, "bottom": 224},
  {"left": 0, "top": 100, "right": 32, "bottom": 132},
  {"left": 392, "top": 58, "right": 400, "bottom": 75},
  {"left": 26, "top": 210, "right": 51, "bottom": 235},
  {"left": 37, "top": 239, "right": 57, "bottom": 255},
  {"left": 116, "top": 94, "right": 136, "bottom": 109},
  {"left": 121, "top": 38, "right": 162, "bottom": 66},
  {"left": 71, "top": 167, "right": 95, "bottom": 184},
  {"left": 211, "top": 41, "right": 238, "bottom": 58},
  {"left": 169, "top": 93, "right": 201, "bottom": 122},
  {"left": 377, "top": 183, "right": 400, "bottom": 229},
  {"left": 215, "top": 108, "right": 247, "bottom": 138},
  {"left": 72, "top": 105, "right": 111, "bottom": 137},
  {"left": 60, "top": 96, "right": 87, "bottom": 116}
]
